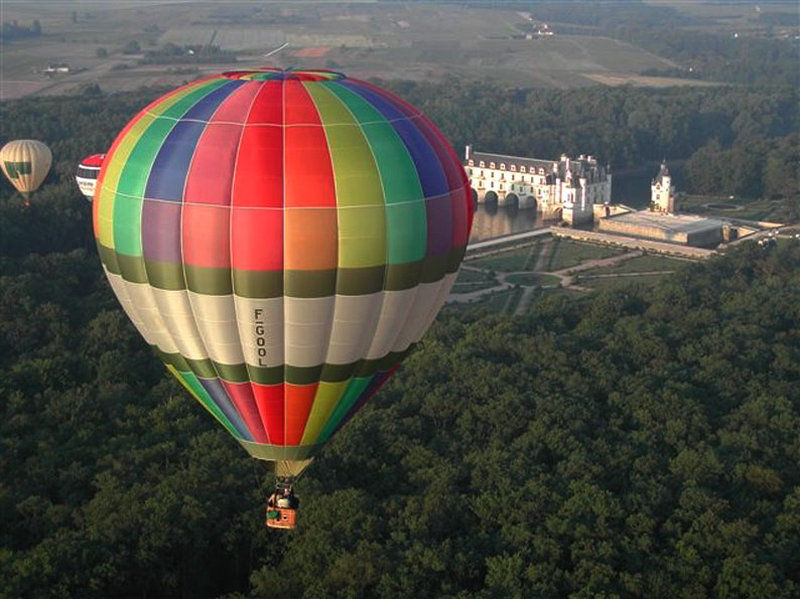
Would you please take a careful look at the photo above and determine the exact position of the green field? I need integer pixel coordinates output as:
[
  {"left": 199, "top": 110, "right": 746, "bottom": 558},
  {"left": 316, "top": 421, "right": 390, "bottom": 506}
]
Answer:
[
  {"left": 469, "top": 246, "right": 539, "bottom": 272},
  {"left": 578, "top": 273, "right": 669, "bottom": 291},
  {"left": 585, "top": 254, "right": 687, "bottom": 275},
  {"left": 451, "top": 268, "right": 499, "bottom": 294},
  {"left": 505, "top": 272, "right": 561, "bottom": 286},
  {"left": 680, "top": 194, "right": 787, "bottom": 222},
  {"left": 547, "top": 239, "right": 625, "bottom": 271},
  {"left": 450, "top": 287, "right": 523, "bottom": 314}
]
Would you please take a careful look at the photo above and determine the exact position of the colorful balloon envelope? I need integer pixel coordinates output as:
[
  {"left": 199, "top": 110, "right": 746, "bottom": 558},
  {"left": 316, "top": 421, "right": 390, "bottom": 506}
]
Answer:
[
  {"left": 93, "top": 68, "right": 473, "bottom": 479},
  {"left": 0, "top": 139, "right": 52, "bottom": 203},
  {"left": 76, "top": 153, "right": 106, "bottom": 201}
]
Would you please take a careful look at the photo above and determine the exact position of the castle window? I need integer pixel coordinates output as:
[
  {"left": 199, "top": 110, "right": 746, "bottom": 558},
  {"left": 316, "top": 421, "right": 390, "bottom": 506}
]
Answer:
[
  {"left": 539, "top": 168, "right": 545, "bottom": 175},
  {"left": 490, "top": 162, "right": 495, "bottom": 169},
  {"left": 468, "top": 160, "right": 474, "bottom": 166},
  {"left": 520, "top": 166, "right": 526, "bottom": 173},
  {"left": 500, "top": 163, "right": 506, "bottom": 171},
  {"left": 479, "top": 161, "right": 485, "bottom": 168},
  {"left": 510, "top": 165, "right": 516, "bottom": 172}
]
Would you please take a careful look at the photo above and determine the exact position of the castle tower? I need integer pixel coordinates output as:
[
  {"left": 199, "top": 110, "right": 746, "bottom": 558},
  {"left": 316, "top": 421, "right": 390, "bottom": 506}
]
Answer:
[{"left": 651, "top": 160, "right": 675, "bottom": 213}]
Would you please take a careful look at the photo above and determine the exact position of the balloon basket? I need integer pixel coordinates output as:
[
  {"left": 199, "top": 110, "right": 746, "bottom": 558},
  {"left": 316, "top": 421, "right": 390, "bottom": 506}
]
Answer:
[
  {"left": 266, "top": 478, "right": 299, "bottom": 530},
  {"left": 266, "top": 507, "right": 297, "bottom": 530}
]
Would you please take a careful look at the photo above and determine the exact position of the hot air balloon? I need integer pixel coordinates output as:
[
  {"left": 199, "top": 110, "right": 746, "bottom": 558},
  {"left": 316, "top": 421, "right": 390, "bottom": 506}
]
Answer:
[
  {"left": 75, "top": 153, "right": 106, "bottom": 201},
  {"left": 92, "top": 68, "right": 473, "bottom": 529},
  {"left": 0, "top": 139, "right": 52, "bottom": 206}
]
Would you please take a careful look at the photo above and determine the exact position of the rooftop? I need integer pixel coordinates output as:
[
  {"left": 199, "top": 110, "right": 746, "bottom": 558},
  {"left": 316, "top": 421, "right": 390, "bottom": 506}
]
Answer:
[
  {"left": 469, "top": 150, "right": 554, "bottom": 172},
  {"left": 606, "top": 210, "right": 722, "bottom": 235}
]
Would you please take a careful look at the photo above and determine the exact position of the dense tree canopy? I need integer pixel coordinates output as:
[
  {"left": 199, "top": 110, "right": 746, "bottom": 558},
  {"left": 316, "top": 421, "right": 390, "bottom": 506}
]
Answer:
[{"left": 1, "top": 81, "right": 798, "bottom": 598}]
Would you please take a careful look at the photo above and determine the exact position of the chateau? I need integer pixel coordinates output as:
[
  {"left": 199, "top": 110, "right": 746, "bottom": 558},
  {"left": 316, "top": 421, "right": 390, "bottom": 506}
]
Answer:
[
  {"left": 650, "top": 161, "right": 675, "bottom": 213},
  {"left": 464, "top": 145, "right": 612, "bottom": 225}
]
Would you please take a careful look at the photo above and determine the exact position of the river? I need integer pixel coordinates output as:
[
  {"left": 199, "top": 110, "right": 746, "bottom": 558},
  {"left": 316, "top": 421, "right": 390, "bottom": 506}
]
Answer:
[{"left": 468, "top": 170, "right": 653, "bottom": 243}]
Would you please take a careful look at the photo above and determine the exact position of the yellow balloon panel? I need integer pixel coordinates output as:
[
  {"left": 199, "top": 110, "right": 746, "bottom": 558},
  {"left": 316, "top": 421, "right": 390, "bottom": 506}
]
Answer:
[{"left": 0, "top": 139, "right": 52, "bottom": 197}]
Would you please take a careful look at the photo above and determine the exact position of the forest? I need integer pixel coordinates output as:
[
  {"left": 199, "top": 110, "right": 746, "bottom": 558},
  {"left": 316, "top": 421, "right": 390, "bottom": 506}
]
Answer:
[{"left": 1, "top": 79, "right": 799, "bottom": 597}]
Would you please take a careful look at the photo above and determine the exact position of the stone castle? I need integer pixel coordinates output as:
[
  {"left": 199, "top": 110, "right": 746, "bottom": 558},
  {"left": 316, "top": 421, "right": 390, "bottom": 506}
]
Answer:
[
  {"left": 464, "top": 145, "right": 612, "bottom": 225},
  {"left": 650, "top": 160, "right": 675, "bottom": 214}
]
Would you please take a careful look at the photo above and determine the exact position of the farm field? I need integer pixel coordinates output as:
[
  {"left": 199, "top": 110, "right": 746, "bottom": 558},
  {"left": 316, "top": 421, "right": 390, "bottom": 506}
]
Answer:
[
  {"left": 582, "top": 73, "right": 720, "bottom": 87},
  {"left": 1, "top": 1, "right": 699, "bottom": 99}
]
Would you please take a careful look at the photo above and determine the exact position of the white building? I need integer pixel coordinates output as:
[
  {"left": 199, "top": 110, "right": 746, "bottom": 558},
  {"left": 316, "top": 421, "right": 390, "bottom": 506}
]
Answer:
[
  {"left": 464, "top": 145, "right": 612, "bottom": 225},
  {"left": 650, "top": 160, "right": 675, "bottom": 214}
]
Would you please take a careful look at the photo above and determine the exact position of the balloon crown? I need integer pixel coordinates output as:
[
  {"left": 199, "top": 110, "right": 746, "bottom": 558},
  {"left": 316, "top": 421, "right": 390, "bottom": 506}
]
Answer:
[{"left": 222, "top": 67, "right": 346, "bottom": 82}]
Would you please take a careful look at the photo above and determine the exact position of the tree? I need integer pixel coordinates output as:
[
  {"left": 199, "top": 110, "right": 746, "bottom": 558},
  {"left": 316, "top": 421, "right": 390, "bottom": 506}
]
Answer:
[{"left": 122, "top": 40, "right": 141, "bottom": 54}]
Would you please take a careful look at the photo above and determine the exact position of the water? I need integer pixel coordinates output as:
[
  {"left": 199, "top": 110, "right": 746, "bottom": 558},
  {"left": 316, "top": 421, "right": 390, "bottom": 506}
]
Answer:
[
  {"left": 469, "top": 203, "right": 554, "bottom": 242},
  {"left": 467, "top": 171, "right": 652, "bottom": 243}
]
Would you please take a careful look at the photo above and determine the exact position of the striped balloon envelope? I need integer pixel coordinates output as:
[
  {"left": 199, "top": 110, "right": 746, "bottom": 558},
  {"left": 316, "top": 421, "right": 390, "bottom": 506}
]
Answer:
[{"left": 93, "top": 68, "right": 473, "bottom": 477}]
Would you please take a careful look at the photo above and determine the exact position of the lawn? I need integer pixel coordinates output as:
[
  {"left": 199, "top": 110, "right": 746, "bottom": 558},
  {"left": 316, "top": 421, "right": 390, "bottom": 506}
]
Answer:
[
  {"left": 547, "top": 239, "right": 625, "bottom": 271},
  {"left": 578, "top": 273, "right": 670, "bottom": 291},
  {"left": 505, "top": 273, "right": 561, "bottom": 286},
  {"left": 449, "top": 287, "right": 523, "bottom": 314},
  {"left": 680, "top": 195, "right": 787, "bottom": 222},
  {"left": 451, "top": 268, "right": 499, "bottom": 294},
  {"left": 469, "top": 245, "right": 538, "bottom": 272},
  {"left": 585, "top": 254, "right": 688, "bottom": 275}
]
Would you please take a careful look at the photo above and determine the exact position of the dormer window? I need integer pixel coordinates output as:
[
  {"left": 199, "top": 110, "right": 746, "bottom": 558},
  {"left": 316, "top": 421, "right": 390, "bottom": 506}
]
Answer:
[
  {"left": 479, "top": 161, "right": 485, "bottom": 168},
  {"left": 500, "top": 163, "right": 506, "bottom": 170},
  {"left": 468, "top": 160, "right": 474, "bottom": 166},
  {"left": 510, "top": 165, "right": 516, "bottom": 172},
  {"left": 520, "top": 166, "right": 526, "bottom": 173},
  {"left": 490, "top": 162, "right": 495, "bottom": 169},
  {"left": 539, "top": 168, "right": 545, "bottom": 175}
]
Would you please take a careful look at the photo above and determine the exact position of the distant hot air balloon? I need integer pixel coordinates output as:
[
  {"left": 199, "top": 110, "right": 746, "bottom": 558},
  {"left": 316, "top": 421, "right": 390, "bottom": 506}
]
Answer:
[
  {"left": 93, "top": 68, "right": 473, "bottom": 529},
  {"left": 0, "top": 139, "right": 52, "bottom": 206},
  {"left": 75, "top": 153, "right": 106, "bottom": 201}
]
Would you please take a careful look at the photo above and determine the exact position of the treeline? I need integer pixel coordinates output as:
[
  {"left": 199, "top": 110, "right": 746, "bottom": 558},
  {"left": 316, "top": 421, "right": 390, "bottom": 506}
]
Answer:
[
  {"left": 1, "top": 78, "right": 797, "bottom": 221},
  {"left": 0, "top": 19, "right": 41, "bottom": 43},
  {"left": 383, "top": 80, "right": 798, "bottom": 164},
  {"left": 383, "top": 79, "right": 798, "bottom": 216},
  {"left": 618, "top": 26, "right": 799, "bottom": 88},
  {"left": 685, "top": 134, "right": 799, "bottom": 216}
]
